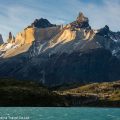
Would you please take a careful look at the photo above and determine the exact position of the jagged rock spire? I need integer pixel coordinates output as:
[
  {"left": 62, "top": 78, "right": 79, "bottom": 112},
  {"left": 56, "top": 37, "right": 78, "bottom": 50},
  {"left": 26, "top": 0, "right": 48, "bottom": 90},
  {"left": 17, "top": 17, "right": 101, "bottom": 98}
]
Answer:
[
  {"left": 70, "top": 12, "right": 91, "bottom": 29},
  {"left": 9, "top": 32, "right": 12, "bottom": 40},
  {"left": 76, "top": 12, "right": 88, "bottom": 22},
  {"left": 7, "top": 32, "right": 15, "bottom": 43},
  {"left": 0, "top": 34, "right": 4, "bottom": 44}
]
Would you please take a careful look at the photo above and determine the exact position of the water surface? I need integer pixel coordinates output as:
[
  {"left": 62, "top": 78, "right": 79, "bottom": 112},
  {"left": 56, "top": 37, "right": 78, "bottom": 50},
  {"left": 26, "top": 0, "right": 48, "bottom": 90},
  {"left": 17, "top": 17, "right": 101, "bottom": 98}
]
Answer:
[{"left": 0, "top": 107, "right": 120, "bottom": 120}]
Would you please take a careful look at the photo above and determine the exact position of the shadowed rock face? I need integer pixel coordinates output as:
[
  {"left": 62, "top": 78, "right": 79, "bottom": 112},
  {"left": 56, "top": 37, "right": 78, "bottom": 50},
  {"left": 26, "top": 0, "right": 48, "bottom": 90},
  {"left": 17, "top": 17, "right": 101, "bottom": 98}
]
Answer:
[
  {"left": 30, "top": 18, "right": 56, "bottom": 28},
  {"left": 0, "top": 48, "right": 120, "bottom": 87},
  {"left": 97, "top": 25, "right": 110, "bottom": 37}
]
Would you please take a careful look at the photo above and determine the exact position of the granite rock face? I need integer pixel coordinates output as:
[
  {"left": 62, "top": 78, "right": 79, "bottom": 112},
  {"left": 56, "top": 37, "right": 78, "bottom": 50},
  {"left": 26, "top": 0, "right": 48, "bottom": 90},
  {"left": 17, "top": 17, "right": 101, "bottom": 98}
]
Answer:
[{"left": 0, "top": 12, "right": 120, "bottom": 86}]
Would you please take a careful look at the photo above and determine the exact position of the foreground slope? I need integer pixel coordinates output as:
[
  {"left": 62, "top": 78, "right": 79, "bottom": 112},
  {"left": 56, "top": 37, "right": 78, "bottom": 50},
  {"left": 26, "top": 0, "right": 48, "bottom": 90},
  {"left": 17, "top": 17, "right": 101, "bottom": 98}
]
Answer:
[
  {"left": 0, "top": 79, "right": 119, "bottom": 107},
  {"left": 0, "top": 79, "right": 66, "bottom": 106},
  {"left": 56, "top": 81, "right": 120, "bottom": 107}
]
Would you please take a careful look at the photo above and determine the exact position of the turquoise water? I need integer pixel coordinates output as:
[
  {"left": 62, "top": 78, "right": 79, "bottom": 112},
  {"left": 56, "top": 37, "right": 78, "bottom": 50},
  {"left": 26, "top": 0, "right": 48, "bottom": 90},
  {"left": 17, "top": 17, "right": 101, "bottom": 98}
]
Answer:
[{"left": 0, "top": 107, "right": 120, "bottom": 120}]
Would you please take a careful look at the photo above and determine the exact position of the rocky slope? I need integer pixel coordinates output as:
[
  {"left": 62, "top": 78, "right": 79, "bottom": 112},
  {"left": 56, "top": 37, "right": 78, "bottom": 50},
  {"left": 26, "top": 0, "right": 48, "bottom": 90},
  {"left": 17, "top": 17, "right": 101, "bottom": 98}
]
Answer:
[
  {"left": 0, "top": 18, "right": 60, "bottom": 58},
  {"left": 0, "top": 12, "right": 120, "bottom": 86}
]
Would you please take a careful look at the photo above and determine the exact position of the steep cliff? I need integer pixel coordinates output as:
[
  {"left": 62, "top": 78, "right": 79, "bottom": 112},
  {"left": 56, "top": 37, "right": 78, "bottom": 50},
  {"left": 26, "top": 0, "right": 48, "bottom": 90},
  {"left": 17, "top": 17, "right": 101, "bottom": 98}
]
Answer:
[{"left": 0, "top": 19, "right": 61, "bottom": 58}]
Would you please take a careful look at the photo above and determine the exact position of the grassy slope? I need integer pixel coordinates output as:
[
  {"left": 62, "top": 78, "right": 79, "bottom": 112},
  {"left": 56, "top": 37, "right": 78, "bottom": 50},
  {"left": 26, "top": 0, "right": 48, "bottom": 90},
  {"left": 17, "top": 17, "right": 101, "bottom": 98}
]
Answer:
[
  {"left": 55, "top": 81, "right": 120, "bottom": 107},
  {"left": 0, "top": 78, "right": 120, "bottom": 107}
]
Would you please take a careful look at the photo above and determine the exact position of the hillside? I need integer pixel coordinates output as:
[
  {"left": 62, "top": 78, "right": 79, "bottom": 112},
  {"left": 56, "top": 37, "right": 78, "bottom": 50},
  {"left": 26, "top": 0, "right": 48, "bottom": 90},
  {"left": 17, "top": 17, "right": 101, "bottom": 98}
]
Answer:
[
  {"left": 0, "top": 79, "right": 67, "bottom": 106},
  {"left": 55, "top": 81, "right": 120, "bottom": 107},
  {"left": 0, "top": 79, "right": 119, "bottom": 107}
]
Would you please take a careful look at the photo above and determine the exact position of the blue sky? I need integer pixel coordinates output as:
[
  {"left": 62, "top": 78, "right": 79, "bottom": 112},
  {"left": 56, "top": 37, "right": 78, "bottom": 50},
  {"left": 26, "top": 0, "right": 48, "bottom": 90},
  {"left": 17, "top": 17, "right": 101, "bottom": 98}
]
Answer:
[{"left": 0, "top": 0, "right": 120, "bottom": 41}]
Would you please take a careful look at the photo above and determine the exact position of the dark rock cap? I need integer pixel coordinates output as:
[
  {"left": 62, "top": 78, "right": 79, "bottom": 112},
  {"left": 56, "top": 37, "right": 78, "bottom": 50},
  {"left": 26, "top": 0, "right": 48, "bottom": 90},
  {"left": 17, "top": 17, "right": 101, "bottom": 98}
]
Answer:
[{"left": 30, "top": 18, "right": 56, "bottom": 28}]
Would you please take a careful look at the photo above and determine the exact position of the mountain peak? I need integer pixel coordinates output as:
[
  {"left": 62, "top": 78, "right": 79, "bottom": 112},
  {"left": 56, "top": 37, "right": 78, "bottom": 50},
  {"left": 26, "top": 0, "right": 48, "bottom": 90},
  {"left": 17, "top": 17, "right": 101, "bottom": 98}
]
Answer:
[
  {"left": 97, "top": 25, "right": 110, "bottom": 36},
  {"left": 76, "top": 12, "right": 88, "bottom": 22},
  {"left": 7, "top": 32, "right": 15, "bottom": 43},
  {"left": 104, "top": 25, "right": 109, "bottom": 31},
  {"left": 30, "top": 18, "right": 56, "bottom": 28},
  {"left": 0, "top": 34, "right": 4, "bottom": 44},
  {"left": 70, "top": 12, "right": 91, "bottom": 29},
  {"left": 8, "top": 32, "right": 12, "bottom": 40}
]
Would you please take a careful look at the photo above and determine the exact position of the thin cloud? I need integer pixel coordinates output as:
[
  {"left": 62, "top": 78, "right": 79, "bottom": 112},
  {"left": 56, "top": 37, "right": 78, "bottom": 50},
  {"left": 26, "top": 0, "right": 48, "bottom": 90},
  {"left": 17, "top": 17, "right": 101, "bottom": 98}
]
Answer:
[{"left": 0, "top": 0, "right": 120, "bottom": 42}]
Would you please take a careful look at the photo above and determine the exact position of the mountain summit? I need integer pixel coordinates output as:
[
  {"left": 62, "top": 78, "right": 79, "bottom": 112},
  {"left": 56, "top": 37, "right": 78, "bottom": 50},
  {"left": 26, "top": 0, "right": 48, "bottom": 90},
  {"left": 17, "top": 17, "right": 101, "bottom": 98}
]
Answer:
[
  {"left": 97, "top": 25, "right": 110, "bottom": 37},
  {"left": 30, "top": 18, "right": 56, "bottom": 28},
  {"left": 0, "top": 12, "right": 120, "bottom": 86},
  {"left": 76, "top": 12, "right": 88, "bottom": 22},
  {"left": 70, "top": 12, "right": 91, "bottom": 29}
]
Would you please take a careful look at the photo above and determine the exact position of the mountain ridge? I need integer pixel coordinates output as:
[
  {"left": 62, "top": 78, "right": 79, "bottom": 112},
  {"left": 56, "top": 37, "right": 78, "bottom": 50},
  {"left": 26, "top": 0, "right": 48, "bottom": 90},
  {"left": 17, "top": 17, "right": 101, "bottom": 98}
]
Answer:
[{"left": 0, "top": 12, "right": 120, "bottom": 86}]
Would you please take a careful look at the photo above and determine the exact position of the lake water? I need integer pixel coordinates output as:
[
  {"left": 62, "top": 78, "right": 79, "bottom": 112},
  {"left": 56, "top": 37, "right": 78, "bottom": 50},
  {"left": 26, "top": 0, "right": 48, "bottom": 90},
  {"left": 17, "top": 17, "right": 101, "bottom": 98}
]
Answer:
[{"left": 0, "top": 107, "right": 119, "bottom": 120}]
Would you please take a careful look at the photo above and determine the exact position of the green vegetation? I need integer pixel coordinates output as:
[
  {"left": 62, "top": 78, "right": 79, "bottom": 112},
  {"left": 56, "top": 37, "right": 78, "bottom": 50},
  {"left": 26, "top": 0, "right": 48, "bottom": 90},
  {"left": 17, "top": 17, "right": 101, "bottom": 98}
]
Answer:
[
  {"left": 0, "top": 79, "right": 67, "bottom": 106},
  {"left": 0, "top": 78, "right": 119, "bottom": 107},
  {"left": 55, "top": 81, "right": 120, "bottom": 107}
]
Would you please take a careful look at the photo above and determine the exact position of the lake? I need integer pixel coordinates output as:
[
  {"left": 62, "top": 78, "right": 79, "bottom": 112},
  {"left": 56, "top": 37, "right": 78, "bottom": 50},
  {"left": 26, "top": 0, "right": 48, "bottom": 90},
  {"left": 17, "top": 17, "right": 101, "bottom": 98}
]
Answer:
[{"left": 0, "top": 107, "right": 120, "bottom": 120}]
